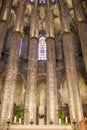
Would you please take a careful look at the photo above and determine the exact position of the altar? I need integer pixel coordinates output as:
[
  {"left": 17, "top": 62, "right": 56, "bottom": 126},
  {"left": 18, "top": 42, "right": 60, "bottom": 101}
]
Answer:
[{"left": 10, "top": 125, "right": 72, "bottom": 130}]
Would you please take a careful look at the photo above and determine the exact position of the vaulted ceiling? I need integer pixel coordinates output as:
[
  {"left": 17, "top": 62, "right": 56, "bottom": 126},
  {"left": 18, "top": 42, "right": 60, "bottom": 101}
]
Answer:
[{"left": 0, "top": 0, "right": 86, "bottom": 33}]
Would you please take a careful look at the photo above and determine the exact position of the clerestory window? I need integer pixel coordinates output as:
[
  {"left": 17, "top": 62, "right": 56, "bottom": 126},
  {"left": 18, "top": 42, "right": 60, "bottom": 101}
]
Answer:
[
  {"left": 39, "top": 0, "right": 46, "bottom": 4},
  {"left": 38, "top": 36, "right": 47, "bottom": 60}
]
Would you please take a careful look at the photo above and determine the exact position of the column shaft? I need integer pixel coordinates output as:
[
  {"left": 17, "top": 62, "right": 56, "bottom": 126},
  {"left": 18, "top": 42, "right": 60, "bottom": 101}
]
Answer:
[
  {"left": 72, "top": 0, "right": 85, "bottom": 21},
  {"left": 0, "top": 0, "right": 12, "bottom": 21},
  {"left": 72, "top": 0, "right": 87, "bottom": 72},
  {"left": 0, "top": 33, "right": 21, "bottom": 129},
  {"left": 0, "top": 1, "right": 25, "bottom": 129},
  {"left": 47, "top": 38, "right": 58, "bottom": 124},
  {"left": 59, "top": 0, "right": 83, "bottom": 123},
  {"left": 46, "top": 5, "right": 58, "bottom": 124},
  {"left": 77, "top": 22, "right": 87, "bottom": 72},
  {"left": 30, "top": 8, "right": 36, "bottom": 38},
  {"left": 24, "top": 7, "right": 39, "bottom": 125},
  {"left": 0, "top": 22, "right": 7, "bottom": 55},
  {"left": 0, "top": 0, "right": 13, "bottom": 57},
  {"left": 24, "top": 38, "right": 38, "bottom": 124},
  {"left": 14, "top": 1, "right": 25, "bottom": 34},
  {"left": 62, "top": 34, "right": 83, "bottom": 122}
]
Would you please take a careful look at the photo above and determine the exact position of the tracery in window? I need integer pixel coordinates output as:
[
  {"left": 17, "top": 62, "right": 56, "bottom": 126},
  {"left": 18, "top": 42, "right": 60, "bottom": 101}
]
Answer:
[
  {"left": 29, "top": 0, "right": 34, "bottom": 3},
  {"left": 39, "top": 0, "right": 46, "bottom": 4},
  {"left": 19, "top": 38, "right": 23, "bottom": 57},
  {"left": 51, "top": 0, "right": 56, "bottom": 3},
  {"left": 38, "top": 36, "right": 46, "bottom": 60}
]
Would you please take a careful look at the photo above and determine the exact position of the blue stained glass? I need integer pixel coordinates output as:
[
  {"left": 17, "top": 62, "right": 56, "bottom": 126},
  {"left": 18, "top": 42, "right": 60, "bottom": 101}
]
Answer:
[
  {"left": 19, "top": 38, "right": 23, "bottom": 57},
  {"left": 38, "top": 36, "right": 47, "bottom": 60},
  {"left": 51, "top": 0, "right": 56, "bottom": 3},
  {"left": 39, "top": 0, "right": 46, "bottom": 4},
  {"left": 30, "top": 0, "right": 34, "bottom": 3}
]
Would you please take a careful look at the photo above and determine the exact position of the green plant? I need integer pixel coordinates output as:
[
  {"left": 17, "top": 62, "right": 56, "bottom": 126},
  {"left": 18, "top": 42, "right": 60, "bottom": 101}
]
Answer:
[
  {"left": 13, "top": 104, "right": 24, "bottom": 119},
  {"left": 57, "top": 109, "right": 65, "bottom": 124}
]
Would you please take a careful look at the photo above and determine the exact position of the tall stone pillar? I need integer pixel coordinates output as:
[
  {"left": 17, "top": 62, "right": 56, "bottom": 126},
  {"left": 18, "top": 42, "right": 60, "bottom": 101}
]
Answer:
[
  {"left": 72, "top": 0, "right": 87, "bottom": 72},
  {"left": 59, "top": 0, "right": 83, "bottom": 124},
  {"left": 0, "top": 1, "right": 25, "bottom": 129},
  {"left": 0, "top": 0, "right": 13, "bottom": 57},
  {"left": 24, "top": 7, "right": 39, "bottom": 125},
  {"left": 46, "top": 7, "right": 58, "bottom": 124},
  {"left": 46, "top": 38, "right": 59, "bottom": 124}
]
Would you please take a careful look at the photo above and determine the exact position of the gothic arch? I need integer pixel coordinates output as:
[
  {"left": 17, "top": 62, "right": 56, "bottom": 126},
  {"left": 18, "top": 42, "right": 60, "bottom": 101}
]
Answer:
[
  {"left": 0, "top": 72, "right": 26, "bottom": 107},
  {"left": 37, "top": 73, "right": 47, "bottom": 107},
  {"left": 60, "top": 73, "right": 87, "bottom": 105},
  {"left": 37, "top": 73, "right": 47, "bottom": 124},
  {"left": 14, "top": 73, "right": 25, "bottom": 106}
]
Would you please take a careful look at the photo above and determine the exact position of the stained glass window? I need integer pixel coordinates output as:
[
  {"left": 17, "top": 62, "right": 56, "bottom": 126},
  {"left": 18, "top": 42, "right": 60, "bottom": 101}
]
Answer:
[
  {"left": 29, "top": 0, "right": 34, "bottom": 3},
  {"left": 39, "top": 0, "right": 46, "bottom": 4},
  {"left": 30, "top": 0, "right": 34, "bottom": 2},
  {"left": 19, "top": 38, "right": 23, "bottom": 57},
  {"left": 51, "top": 0, "right": 56, "bottom": 3},
  {"left": 38, "top": 36, "right": 47, "bottom": 60}
]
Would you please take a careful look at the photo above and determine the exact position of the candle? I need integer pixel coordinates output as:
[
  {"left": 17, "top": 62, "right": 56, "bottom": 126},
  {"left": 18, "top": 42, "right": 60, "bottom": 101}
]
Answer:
[
  {"left": 19, "top": 118, "right": 22, "bottom": 124},
  {"left": 14, "top": 116, "right": 17, "bottom": 123},
  {"left": 65, "top": 117, "right": 68, "bottom": 124},
  {"left": 59, "top": 118, "right": 61, "bottom": 125}
]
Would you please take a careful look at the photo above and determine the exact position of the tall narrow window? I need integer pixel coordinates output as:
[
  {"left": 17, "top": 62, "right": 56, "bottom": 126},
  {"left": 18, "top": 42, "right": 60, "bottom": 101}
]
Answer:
[
  {"left": 39, "top": 0, "right": 46, "bottom": 4},
  {"left": 19, "top": 38, "right": 23, "bottom": 57},
  {"left": 51, "top": 0, "right": 56, "bottom": 3},
  {"left": 30, "top": 0, "right": 34, "bottom": 3},
  {"left": 38, "top": 36, "right": 47, "bottom": 60}
]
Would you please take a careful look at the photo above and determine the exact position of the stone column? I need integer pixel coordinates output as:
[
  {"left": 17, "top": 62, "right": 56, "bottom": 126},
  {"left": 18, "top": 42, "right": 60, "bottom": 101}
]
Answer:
[
  {"left": 0, "top": 0, "right": 13, "bottom": 57},
  {"left": 46, "top": 38, "right": 59, "bottom": 124},
  {"left": 0, "top": 1, "right": 25, "bottom": 129},
  {"left": 55, "top": 33, "right": 64, "bottom": 89},
  {"left": 46, "top": 7, "right": 58, "bottom": 124},
  {"left": 24, "top": 7, "right": 39, "bottom": 125},
  {"left": 72, "top": 0, "right": 87, "bottom": 72},
  {"left": 59, "top": 1, "right": 83, "bottom": 123}
]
